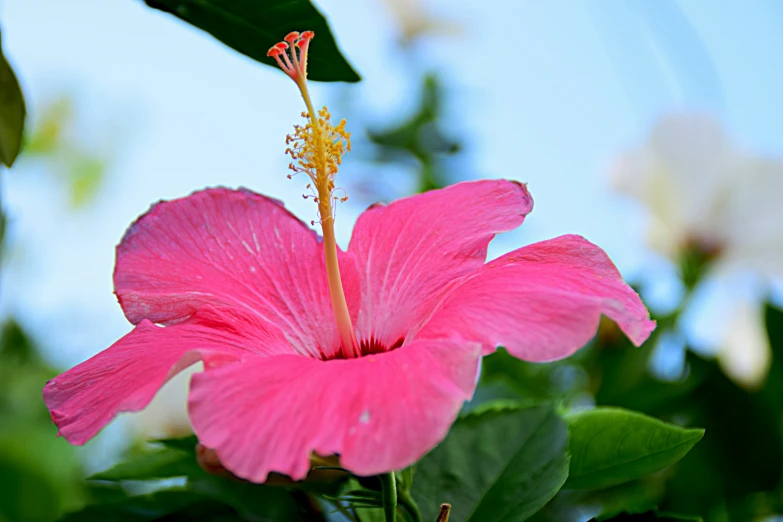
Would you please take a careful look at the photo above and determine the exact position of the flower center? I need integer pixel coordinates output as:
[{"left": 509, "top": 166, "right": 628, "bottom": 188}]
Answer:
[
  {"left": 269, "top": 31, "right": 360, "bottom": 359},
  {"left": 325, "top": 337, "right": 405, "bottom": 361}
]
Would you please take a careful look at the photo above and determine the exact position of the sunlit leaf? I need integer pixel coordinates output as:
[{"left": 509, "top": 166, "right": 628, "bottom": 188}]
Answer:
[
  {"left": 66, "top": 153, "right": 106, "bottom": 208},
  {"left": 24, "top": 97, "right": 72, "bottom": 156},
  {"left": 564, "top": 408, "right": 703, "bottom": 490},
  {"left": 143, "top": 0, "right": 359, "bottom": 82}
]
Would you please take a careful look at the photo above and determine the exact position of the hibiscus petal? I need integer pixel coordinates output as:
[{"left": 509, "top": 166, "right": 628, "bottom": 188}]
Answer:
[
  {"left": 43, "top": 308, "right": 284, "bottom": 445},
  {"left": 115, "top": 187, "right": 359, "bottom": 359},
  {"left": 348, "top": 179, "right": 533, "bottom": 348},
  {"left": 418, "top": 235, "right": 654, "bottom": 361},
  {"left": 188, "top": 339, "right": 481, "bottom": 481}
]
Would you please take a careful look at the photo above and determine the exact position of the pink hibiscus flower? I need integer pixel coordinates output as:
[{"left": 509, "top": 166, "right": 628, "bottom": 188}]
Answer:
[{"left": 44, "top": 31, "right": 654, "bottom": 483}]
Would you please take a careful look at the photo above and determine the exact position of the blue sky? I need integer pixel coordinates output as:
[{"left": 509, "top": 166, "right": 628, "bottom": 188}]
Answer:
[{"left": 1, "top": 0, "right": 782, "bottom": 373}]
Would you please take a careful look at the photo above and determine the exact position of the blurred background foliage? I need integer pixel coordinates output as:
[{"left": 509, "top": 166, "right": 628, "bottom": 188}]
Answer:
[
  {"left": 1, "top": 0, "right": 783, "bottom": 520},
  {"left": 22, "top": 97, "right": 109, "bottom": 209}
]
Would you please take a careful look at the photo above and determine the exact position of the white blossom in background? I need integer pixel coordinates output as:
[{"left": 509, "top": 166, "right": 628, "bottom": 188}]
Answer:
[
  {"left": 380, "top": 0, "right": 460, "bottom": 45},
  {"left": 612, "top": 113, "right": 783, "bottom": 388}
]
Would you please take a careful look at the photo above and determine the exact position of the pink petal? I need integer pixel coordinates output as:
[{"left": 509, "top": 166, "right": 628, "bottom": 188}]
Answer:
[
  {"left": 188, "top": 339, "right": 481, "bottom": 481},
  {"left": 44, "top": 307, "right": 286, "bottom": 445},
  {"left": 418, "top": 235, "right": 655, "bottom": 361},
  {"left": 348, "top": 179, "right": 533, "bottom": 349},
  {"left": 115, "top": 188, "right": 359, "bottom": 360}
]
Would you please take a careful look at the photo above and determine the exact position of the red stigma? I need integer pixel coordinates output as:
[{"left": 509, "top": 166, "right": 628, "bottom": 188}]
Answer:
[{"left": 267, "top": 30, "right": 315, "bottom": 81}]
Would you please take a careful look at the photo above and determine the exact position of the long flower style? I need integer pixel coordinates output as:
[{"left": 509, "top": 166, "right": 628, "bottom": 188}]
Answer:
[{"left": 44, "top": 31, "right": 654, "bottom": 482}]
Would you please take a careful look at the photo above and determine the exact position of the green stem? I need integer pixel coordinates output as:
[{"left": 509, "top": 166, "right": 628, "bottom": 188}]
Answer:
[
  {"left": 380, "top": 472, "right": 397, "bottom": 522},
  {"left": 398, "top": 491, "right": 423, "bottom": 522}
]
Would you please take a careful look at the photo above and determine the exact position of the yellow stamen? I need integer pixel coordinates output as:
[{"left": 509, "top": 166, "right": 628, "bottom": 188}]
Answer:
[{"left": 269, "top": 31, "right": 359, "bottom": 358}]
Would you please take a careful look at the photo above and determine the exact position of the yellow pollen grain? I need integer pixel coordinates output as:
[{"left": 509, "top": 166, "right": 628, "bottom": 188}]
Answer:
[{"left": 285, "top": 106, "right": 351, "bottom": 221}]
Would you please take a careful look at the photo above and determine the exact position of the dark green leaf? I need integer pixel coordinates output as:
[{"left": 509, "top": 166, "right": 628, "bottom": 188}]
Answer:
[
  {"left": 0, "top": 29, "right": 25, "bottom": 167},
  {"left": 0, "top": 318, "right": 40, "bottom": 367},
  {"left": 154, "top": 435, "right": 200, "bottom": 453},
  {"left": 590, "top": 312, "right": 783, "bottom": 517},
  {"left": 564, "top": 408, "right": 703, "bottom": 490},
  {"left": 355, "top": 507, "right": 386, "bottom": 522},
  {"left": 189, "top": 474, "right": 322, "bottom": 521},
  {"left": 412, "top": 405, "right": 570, "bottom": 522},
  {"left": 594, "top": 510, "right": 702, "bottom": 521},
  {"left": 0, "top": 456, "right": 61, "bottom": 522},
  {"left": 89, "top": 446, "right": 202, "bottom": 481},
  {"left": 528, "top": 478, "right": 666, "bottom": 522},
  {"left": 461, "top": 380, "right": 527, "bottom": 416},
  {"left": 143, "top": 0, "right": 359, "bottom": 82},
  {"left": 57, "top": 490, "right": 235, "bottom": 521}
]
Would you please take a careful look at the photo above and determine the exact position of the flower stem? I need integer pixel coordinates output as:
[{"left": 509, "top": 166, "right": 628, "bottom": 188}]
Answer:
[
  {"left": 380, "top": 472, "right": 397, "bottom": 522},
  {"left": 398, "top": 491, "right": 423, "bottom": 522}
]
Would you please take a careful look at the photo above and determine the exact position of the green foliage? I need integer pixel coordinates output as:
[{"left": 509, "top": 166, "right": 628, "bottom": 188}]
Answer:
[
  {"left": 528, "top": 478, "right": 667, "bottom": 522},
  {"left": 24, "top": 96, "right": 71, "bottom": 156},
  {"left": 58, "top": 490, "right": 241, "bottom": 521},
  {"left": 0, "top": 29, "right": 26, "bottom": 168},
  {"left": 478, "top": 347, "right": 590, "bottom": 407},
  {"left": 89, "top": 444, "right": 202, "bottom": 481},
  {"left": 564, "top": 408, "right": 704, "bottom": 490},
  {"left": 411, "top": 404, "right": 570, "bottom": 522},
  {"left": 556, "top": 303, "right": 783, "bottom": 519},
  {"left": 155, "top": 434, "right": 200, "bottom": 452},
  {"left": 0, "top": 320, "right": 88, "bottom": 521},
  {"left": 21, "top": 96, "right": 109, "bottom": 209},
  {"left": 594, "top": 511, "right": 702, "bottom": 521},
  {"left": 367, "top": 75, "right": 460, "bottom": 192},
  {"left": 63, "top": 436, "right": 327, "bottom": 521},
  {"left": 143, "top": 0, "right": 359, "bottom": 82}
]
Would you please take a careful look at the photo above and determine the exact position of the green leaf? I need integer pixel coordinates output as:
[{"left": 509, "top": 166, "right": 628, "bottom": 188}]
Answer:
[
  {"left": 461, "top": 380, "right": 527, "bottom": 416},
  {"left": 0, "top": 455, "right": 61, "bottom": 522},
  {"left": 411, "top": 405, "right": 570, "bottom": 522},
  {"left": 89, "top": 445, "right": 203, "bottom": 481},
  {"left": 564, "top": 408, "right": 704, "bottom": 490},
  {"left": 367, "top": 74, "right": 459, "bottom": 192},
  {"left": 189, "top": 474, "right": 320, "bottom": 521},
  {"left": 57, "top": 489, "right": 237, "bottom": 521},
  {"left": 143, "top": 0, "right": 359, "bottom": 82},
  {"left": 527, "top": 478, "right": 666, "bottom": 522},
  {"left": 594, "top": 510, "right": 702, "bottom": 521},
  {"left": 0, "top": 29, "right": 26, "bottom": 167},
  {"left": 479, "top": 348, "right": 590, "bottom": 407},
  {"left": 154, "top": 434, "right": 200, "bottom": 452}
]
